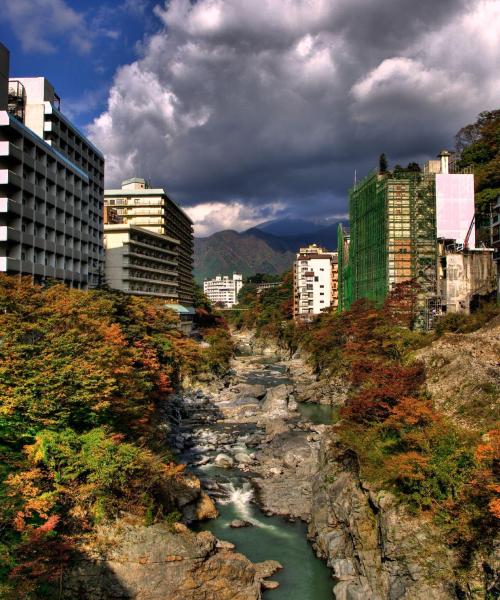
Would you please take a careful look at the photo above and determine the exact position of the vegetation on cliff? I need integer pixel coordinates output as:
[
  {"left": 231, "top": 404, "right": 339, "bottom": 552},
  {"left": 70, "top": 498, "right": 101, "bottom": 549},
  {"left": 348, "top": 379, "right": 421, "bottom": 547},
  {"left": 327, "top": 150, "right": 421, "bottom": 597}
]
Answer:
[
  {"left": 233, "top": 279, "right": 499, "bottom": 563},
  {"left": 0, "top": 275, "right": 232, "bottom": 598}
]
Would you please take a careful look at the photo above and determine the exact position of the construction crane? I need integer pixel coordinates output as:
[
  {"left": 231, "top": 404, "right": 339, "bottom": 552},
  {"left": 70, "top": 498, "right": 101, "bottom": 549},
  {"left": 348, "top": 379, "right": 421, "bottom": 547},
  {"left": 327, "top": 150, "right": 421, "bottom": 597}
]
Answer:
[{"left": 463, "top": 215, "right": 475, "bottom": 250}]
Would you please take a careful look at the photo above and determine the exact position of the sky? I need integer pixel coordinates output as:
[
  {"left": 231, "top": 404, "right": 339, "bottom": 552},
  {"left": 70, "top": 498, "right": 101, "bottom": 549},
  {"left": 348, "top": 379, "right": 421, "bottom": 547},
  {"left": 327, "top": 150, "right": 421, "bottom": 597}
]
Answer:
[{"left": 1, "top": 0, "right": 499, "bottom": 236}]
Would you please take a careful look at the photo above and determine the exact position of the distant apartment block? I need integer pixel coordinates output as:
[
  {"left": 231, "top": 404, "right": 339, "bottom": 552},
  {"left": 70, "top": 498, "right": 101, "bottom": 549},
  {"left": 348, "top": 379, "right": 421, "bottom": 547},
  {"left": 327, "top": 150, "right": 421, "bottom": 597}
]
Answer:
[
  {"left": 104, "top": 223, "right": 179, "bottom": 300},
  {"left": 203, "top": 273, "right": 243, "bottom": 307},
  {"left": 293, "top": 244, "right": 337, "bottom": 322},
  {"left": 0, "top": 44, "right": 105, "bottom": 288},
  {"left": 104, "top": 178, "right": 194, "bottom": 304}
]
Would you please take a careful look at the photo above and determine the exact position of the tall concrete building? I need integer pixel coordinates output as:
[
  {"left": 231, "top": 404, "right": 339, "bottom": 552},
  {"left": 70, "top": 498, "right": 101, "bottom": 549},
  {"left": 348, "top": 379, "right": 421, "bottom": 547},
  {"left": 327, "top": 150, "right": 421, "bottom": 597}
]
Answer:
[
  {"left": 203, "top": 273, "right": 243, "bottom": 308},
  {"left": 293, "top": 244, "right": 337, "bottom": 322},
  {"left": 0, "top": 44, "right": 105, "bottom": 287},
  {"left": 339, "top": 151, "right": 493, "bottom": 328},
  {"left": 104, "top": 178, "right": 194, "bottom": 303},
  {"left": 104, "top": 223, "right": 180, "bottom": 300}
]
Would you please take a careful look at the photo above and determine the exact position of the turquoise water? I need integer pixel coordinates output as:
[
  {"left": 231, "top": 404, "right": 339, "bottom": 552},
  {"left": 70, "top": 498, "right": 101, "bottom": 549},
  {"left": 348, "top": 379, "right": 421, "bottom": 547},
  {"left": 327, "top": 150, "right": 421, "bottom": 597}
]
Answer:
[
  {"left": 199, "top": 493, "right": 333, "bottom": 599},
  {"left": 296, "top": 403, "right": 339, "bottom": 425},
  {"left": 191, "top": 354, "right": 334, "bottom": 599}
]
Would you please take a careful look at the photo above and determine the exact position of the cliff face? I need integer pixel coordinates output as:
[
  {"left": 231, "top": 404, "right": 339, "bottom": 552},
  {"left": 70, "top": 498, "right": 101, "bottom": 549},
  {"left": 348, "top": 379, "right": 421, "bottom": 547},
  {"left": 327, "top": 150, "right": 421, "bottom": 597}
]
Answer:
[{"left": 309, "top": 436, "right": 458, "bottom": 600}]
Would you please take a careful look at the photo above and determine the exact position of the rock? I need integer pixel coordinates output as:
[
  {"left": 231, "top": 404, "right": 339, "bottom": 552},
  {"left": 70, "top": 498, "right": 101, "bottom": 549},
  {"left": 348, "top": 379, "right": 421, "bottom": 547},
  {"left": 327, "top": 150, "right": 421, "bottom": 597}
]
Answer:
[
  {"left": 261, "top": 418, "right": 290, "bottom": 437},
  {"left": 308, "top": 436, "right": 459, "bottom": 600},
  {"left": 233, "top": 383, "right": 267, "bottom": 400},
  {"left": 262, "top": 580, "right": 280, "bottom": 590},
  {"left": 234, "top": 452, "right": 254, "bottom": 464},
  {"left": 216, "top": 540, "right": 236, "bottom": 550},
  {"left": 195, "top": 492, "right": 218, "bottom": 520},
  {"left": 261, "top": 384, "right": 293, "bottom": 418},
  {"left": 230, "top": 519, "right": 253, "bottom": 528},
  {"left": 254, "top": 560, "right": 283, "bottom": 579},
  {"left": 214, "top": 454, "right": 234, "bottom": 468},
  {"left": 62, "top": 523, "right": 263, "bottom": 600}
]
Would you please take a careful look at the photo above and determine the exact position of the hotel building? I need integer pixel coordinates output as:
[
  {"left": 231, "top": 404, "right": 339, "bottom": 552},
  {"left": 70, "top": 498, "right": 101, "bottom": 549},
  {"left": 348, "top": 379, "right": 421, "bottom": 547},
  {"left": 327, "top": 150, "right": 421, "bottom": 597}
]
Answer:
[
  {"left": 0, "top": 44, "right": 104, "bottom": 288},
  {"left": 293, "top": 245, "right": 338, "bottom": 321},
  {"left": 104, "top": 178, "right": 194, "bottom": 304},
  {"left": 203, "top": 273, "right": 243, "bottom": 307}
]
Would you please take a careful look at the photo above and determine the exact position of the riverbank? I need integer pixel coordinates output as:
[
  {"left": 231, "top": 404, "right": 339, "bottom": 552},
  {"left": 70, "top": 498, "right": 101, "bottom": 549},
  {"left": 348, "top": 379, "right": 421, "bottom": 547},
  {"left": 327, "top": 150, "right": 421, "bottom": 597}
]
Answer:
[{"left": 168, "top": 335, "right": 335, "bottom": 598}]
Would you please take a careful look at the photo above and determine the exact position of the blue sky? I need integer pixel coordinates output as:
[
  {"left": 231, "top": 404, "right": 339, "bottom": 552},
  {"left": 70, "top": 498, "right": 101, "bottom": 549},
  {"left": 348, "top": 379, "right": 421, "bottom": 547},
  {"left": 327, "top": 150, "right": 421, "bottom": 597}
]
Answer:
[
  {"left": 1, "top": 1, "right": 499, "bottom": 236},
  {"left": 1, "top": 0, "right": 158, "bottom": 128}
]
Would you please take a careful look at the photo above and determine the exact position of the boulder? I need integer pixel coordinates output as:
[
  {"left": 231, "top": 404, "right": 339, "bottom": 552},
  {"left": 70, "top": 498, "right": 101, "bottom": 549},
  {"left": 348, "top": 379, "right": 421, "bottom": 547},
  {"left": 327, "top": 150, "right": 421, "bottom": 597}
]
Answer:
[
  {"left": 214, "top": 454, "right": 234, "bottom": 468},
  {"left": 261, "top": 384, "right": 293, "bottom": 418},
  {"left": 234, "top": 453, "right": 254, "bottom": 465},
  {"left": 230, "top": 519, "right": 253, "bottom": 528},
  {"left": 62, "top": 524, "right": 263, "bottom": 600}
]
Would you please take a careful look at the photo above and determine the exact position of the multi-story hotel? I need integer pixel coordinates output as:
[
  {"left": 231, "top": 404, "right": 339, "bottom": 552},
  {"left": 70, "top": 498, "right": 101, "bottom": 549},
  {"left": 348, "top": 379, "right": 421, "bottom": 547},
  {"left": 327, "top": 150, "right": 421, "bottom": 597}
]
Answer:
[
  {"left": 104, "top": 178, "right": 194, "bottom": 304},
  {"left": 104, "top": 223, "right": 180, "bottom": 300},
  {"left": 0, "top": 44, "right": 104, "bottom": 288},
  {"left": 293, "top": 245, "right": 337, "bottom": 322},
  {"left": 203, "top": 273, "right": 243, "bottom": 308}
]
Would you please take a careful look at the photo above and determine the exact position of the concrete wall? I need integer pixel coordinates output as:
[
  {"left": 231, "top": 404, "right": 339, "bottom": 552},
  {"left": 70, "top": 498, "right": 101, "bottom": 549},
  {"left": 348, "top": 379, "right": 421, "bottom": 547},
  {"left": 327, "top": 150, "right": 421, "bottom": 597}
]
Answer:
[{"left": 439, "top": 251, "right": 496, "bottom": 313}]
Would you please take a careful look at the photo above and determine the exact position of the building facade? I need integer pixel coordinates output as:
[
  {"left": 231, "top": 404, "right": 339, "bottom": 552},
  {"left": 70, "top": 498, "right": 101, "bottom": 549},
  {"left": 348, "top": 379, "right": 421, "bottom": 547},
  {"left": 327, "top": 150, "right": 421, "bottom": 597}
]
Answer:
[
  {"left": 293, "top": 244, "right": 337, "bottom": 322},
  {"left": 203, "top": 273, "right": 243, "bottom": 307},
  {"left": 104, "top": 223, "right": 179, "bottom": 300},
  {"left": 337, "top": 224, "right": 350, "bottom": 313},
  {"left": 104, "top": 178, "right": 194, "bottom": 304},
  {"left": 338, "top": 151, "right": 492, "bottom": 329},
  {"left": 437, "top": 240, "right": 497, "bottom": 314},
  {"left": 0, "top": 44, "right": 104, "bottom": 288}
]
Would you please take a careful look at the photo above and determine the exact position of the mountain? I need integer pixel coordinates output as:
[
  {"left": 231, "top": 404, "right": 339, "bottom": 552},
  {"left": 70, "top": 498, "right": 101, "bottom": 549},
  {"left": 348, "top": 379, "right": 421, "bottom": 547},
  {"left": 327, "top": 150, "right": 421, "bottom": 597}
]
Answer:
[
  {"left": 194, "top": 220, "right": 344, "bottom": 282},
  {"left": 255, "top": 218, "right": 325, "bottom": 237}
]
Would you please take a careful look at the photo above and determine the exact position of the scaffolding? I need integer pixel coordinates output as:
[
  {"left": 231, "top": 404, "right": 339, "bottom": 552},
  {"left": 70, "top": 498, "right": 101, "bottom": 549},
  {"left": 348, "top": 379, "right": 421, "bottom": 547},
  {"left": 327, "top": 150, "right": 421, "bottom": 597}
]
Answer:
[
  {"left": 337, "top": 223, "right": 351, "bottom": 312},
  {"left": 345, "top": 171, "right": 438, "bottom": 329}
]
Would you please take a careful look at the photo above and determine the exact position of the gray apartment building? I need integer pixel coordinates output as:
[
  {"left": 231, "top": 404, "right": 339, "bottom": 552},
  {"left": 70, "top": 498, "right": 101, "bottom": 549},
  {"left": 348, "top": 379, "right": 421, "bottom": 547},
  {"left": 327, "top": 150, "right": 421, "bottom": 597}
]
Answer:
[
  {"left": 104, "top": 178, "right": 194, "bottom": 303},
  {"left": 0, "top": 44, "right": 104, "bottom": 288}
]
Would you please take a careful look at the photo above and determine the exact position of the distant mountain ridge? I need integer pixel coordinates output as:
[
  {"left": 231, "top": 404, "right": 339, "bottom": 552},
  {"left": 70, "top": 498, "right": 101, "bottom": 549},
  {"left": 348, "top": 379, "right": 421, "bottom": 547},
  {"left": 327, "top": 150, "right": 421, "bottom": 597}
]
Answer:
[{"left": 194, "top": 219, "right": 343, "bottom": 282}]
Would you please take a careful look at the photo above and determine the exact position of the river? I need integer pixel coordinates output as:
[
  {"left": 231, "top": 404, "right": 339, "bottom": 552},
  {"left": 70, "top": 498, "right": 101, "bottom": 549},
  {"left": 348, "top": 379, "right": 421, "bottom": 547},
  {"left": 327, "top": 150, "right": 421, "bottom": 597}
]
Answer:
[{"left": 179, "top": 352, "right": 335, "bottom": 599}]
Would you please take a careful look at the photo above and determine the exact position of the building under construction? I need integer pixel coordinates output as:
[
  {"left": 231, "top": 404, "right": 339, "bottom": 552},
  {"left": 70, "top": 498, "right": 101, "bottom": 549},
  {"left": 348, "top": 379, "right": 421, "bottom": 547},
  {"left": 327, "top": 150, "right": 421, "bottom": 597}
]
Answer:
[
  {"left": 341, "top": 169, "right": 438, "bottom": 328},
  {"left": 336, "top": 150, "right": 495, "bottom": 329}
]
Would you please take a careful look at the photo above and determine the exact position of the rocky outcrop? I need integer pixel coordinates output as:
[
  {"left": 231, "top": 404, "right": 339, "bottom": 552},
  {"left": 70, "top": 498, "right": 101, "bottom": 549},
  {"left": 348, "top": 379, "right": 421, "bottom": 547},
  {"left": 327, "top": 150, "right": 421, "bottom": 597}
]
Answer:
[
  {"left": 415, "top": 316, "right": 500, "bottom": 430},
  {"left": 62, "top": 523, "right": 277, "bottom": 600},
  {"left": 309, "top": 435, "right": 461, "bottom": 600}
]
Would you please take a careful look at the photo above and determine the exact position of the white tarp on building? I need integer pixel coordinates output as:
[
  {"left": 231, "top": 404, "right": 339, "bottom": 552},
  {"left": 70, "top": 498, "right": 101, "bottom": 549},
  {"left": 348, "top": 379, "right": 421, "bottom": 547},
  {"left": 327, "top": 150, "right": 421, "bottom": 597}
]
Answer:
[{"left": 435, "top": 174, "right": 475, "bottom": 247}]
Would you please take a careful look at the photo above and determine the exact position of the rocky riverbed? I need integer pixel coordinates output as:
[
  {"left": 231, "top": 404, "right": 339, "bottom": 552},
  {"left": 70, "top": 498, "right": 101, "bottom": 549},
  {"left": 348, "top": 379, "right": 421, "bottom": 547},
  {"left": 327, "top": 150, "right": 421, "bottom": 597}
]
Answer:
[{"left": 62, "top": 331, "right": 498, "bottom": 599}]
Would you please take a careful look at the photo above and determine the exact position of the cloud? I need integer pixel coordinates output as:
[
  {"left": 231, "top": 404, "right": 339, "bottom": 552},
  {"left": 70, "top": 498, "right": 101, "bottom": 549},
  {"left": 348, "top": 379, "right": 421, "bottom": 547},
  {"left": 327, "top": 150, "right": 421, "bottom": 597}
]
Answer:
[
  {"left": 89, "top": 0, "right": 500, "bottom": 231},
  {"left": 4, "top": 0, "right": 92, "bottom": 54},
  {"left": 184, "top": 200, "right": 286, "bottom": 237}
]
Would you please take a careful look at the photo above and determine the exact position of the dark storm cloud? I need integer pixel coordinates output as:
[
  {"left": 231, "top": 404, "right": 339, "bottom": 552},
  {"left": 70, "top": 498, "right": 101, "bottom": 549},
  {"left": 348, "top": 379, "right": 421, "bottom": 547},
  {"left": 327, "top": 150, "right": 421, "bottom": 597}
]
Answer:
[{"left": 89, "top": 0, "right": 500, "bottom": 234}]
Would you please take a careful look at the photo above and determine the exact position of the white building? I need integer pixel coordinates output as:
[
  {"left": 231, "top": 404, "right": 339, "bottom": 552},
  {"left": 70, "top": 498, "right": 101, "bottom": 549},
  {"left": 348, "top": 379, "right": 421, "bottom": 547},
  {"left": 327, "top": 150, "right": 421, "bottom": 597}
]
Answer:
[
  {"left": 104, "top": 178, "right": 194, "bottom": 304},
  {"left": 293, "top": 245, "right": 337, "bottom": 321},
  {"left": 0, "top": 44, "right": 104, "bottom": 288},
  {"left": 104, "top": 223, "right": 179, "bottom": 300},
  {"left": 203, "top": 273, "right": 243, "bottom": 307}
]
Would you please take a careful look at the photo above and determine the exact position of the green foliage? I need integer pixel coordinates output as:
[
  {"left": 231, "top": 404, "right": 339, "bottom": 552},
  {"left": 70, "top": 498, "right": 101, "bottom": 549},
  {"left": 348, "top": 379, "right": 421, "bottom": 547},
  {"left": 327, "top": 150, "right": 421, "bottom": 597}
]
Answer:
[
  {"left": 0, "top": 275, "right": 207, "bottom": 593},
  {"left": 434, "top": 302, "right": 500, "bottom": 336},
  {"left": 229, "top": 271, "right": 295, "bottom": 349}
]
